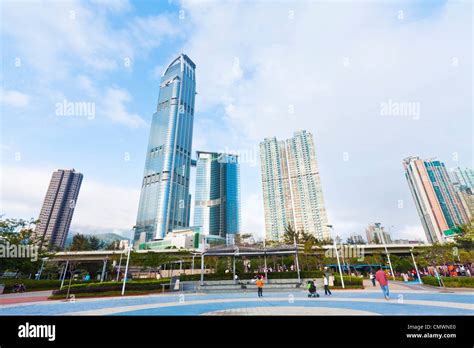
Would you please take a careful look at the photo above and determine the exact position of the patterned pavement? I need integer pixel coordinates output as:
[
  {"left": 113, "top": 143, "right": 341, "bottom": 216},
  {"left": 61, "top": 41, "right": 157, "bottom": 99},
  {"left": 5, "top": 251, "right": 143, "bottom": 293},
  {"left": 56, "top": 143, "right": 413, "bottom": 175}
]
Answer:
[{"left": 1, "top": 288, "right": 472, "bottom": 316}]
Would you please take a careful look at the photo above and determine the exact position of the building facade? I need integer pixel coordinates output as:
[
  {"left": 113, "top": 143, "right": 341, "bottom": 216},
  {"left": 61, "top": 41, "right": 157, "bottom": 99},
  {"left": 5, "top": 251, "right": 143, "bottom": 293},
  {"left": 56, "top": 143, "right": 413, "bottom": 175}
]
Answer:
[
  {"left": 452, "top": 167, "right": 474, "bottom": 191},
  {"left": 135, "top": 54, "right": 196, "bottom": 243},
  {"left": 35, "top": 169, "right": 83, "bottom": 250},
  {"left": 365, "top": 223, "right": 392, "bottom": 245},
  {"left": 259, "top": 137, "right": 294, "bottom": 240},
  {"left": 347, "top": 233, "right": 365, "bottom": 244},
  {"left": 193, "top": 151, "right": 241, "bottom": 239},
  {"left": 403, "top": 157, "right": 469, "bottom": 244},
  {"left": 259, "top": 131, "right": 330, "bottom": 241},
  {"left": 450, "top": 167, "right": 474, "bottom": 221}
]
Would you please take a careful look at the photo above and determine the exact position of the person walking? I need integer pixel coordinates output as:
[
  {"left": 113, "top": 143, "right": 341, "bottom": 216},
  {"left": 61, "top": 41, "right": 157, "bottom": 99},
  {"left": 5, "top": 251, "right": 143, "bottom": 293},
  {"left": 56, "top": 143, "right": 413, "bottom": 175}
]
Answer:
[
  {"left": 323, "top": 274, "right": 332, "bottom": 295},
  {"left": 369, "top": 272, "right": 376, "bottom": 286},
  {"left": 256, "top": 276, "right": 263, "bottom": 297},
  {"left": 375, "top": 267, "right": 390, "bottom": 300}
]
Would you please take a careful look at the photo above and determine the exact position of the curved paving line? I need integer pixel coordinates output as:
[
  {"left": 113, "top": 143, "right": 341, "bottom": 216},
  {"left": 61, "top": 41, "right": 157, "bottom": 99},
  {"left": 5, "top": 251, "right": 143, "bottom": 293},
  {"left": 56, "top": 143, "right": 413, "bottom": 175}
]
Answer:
[
  {"left": 65, "top": 296, "right": 474, "bottom": 316},
  {"left": 1, "top": 290, "right": 472, "bottom": 315}
]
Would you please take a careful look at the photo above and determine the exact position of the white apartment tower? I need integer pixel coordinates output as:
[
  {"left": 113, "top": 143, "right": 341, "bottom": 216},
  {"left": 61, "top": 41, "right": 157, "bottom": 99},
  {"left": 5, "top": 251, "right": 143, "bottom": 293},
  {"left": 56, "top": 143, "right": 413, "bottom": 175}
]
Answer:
[{"left": 259, "top": 130, "right": 330, "bottom": 241}]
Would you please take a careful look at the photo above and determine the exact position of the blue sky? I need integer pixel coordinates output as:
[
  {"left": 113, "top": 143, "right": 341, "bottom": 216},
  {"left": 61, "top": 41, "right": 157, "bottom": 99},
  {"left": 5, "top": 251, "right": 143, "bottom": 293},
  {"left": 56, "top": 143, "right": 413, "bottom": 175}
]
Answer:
[{"left": 0, "top": 0, "right": 472, "bottom": 242}]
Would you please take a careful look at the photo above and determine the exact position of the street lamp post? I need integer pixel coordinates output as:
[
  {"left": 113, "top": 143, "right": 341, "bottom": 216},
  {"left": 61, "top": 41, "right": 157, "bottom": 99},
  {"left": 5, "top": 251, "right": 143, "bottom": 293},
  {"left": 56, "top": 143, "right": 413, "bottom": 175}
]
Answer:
[
  {"left": 116, "top": 251, "right": 124, "bottom": 281},
  {"left": 37, "top": 258, "right": 47, "bottom": 280},
  {"left": 327, "top": 225, "right": 344, "bottom": 289},
  {"left": 339, "top": 240, "right": 349, "bottom": 276},
  {"left": 121, "top": 227, "right": 135, "bottom": 296},
  {"left": 60, "top": 260, "right": 69, "bottom": 290},
  {"left": 410, "top": 249, "right": 423, "bottom": 284},
  {"left": 380, "top": 227, "right": 395, "bottom": 280},
  {"left": 293, "top": 235, "right": 301, "bottom": 284},
  {"left": 263, "top": 238, "right": 268, "bottom": 282}
]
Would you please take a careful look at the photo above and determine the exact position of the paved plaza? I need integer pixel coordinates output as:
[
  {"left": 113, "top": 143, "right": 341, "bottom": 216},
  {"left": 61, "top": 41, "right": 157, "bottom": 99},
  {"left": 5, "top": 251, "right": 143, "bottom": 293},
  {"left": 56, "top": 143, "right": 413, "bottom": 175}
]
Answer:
[{"left": 1, "top": 283, "right": 472, "bottom": 316}]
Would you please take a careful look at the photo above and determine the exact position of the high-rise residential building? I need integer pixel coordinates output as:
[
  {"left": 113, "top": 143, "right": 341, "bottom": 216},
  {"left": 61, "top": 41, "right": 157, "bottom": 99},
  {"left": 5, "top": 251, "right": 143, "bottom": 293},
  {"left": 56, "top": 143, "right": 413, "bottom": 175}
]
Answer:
[
  {"left": 259, "top": 137, "right": 294, "bottom": 241},
  {"left": 135, "top": 54, "right": 196, "bottom": 243},
  {"left": 403, "top": 157, "right": 470, "bottom": 244},
  {"left": 451, "top": 167, "right": 474, "bottom": 191},
  {"left": 35, "top": 169, "right": 83, "bottom": 250},
  {"left": 287, "top": 131, "right": 330, "bottom": 239},
  {"left": 193, "top": 151, "right": 241, "bottom": 239},
  {"left": 259, "top": 130, "right": 330, "bottom": 241},
  {"left": 347, "top": 233, "right": 365, "bottom": 244},
  {"left": 365, "top": 223, "right": 392, "bottom": 245},
  {"left": 450, "top": 167, "right": 474, "bottom": 221}
]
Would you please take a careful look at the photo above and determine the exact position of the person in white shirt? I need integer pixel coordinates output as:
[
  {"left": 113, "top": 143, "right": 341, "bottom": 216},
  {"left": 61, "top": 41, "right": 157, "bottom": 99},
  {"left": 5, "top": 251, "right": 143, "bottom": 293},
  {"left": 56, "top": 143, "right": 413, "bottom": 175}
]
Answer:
[
  {"left": 323, "top": 275, "right": 331, "bottom": 295},
  {"left": 369, "top": 272, "right": 376, "bottom": 287}
]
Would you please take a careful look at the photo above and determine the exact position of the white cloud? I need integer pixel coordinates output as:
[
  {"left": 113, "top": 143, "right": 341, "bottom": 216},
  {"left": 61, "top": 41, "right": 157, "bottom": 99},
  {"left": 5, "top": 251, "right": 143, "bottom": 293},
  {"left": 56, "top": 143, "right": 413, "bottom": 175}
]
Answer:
[
  {"left": 241, "top": 193, "right": 265, "bottom": 239},
  {"left": 72, "top": 178, "right": 140, "bottom": 231},
  {"left": 179, "top": 0, "right": 472, "bottom": 237},
  {"left": 72, "top": 76, "right": 146, "bottom": 129},
  {"left": 0, "top": 89, "right": 30, "bottom": 108},
  {"left": 0, "top": 165, "right": 140, "bottom": 234},
  {"left": 90, "top": 0, "right": 132, "bottom": 13},
  {"left": 101, "top": 87, "right": 147, "bottom": 128},
  {"left": 394, "top": 225, "right": 426, "bottom": 242},
  {"left": 1, "top": 0, "right": 177, "bottom": 81}
]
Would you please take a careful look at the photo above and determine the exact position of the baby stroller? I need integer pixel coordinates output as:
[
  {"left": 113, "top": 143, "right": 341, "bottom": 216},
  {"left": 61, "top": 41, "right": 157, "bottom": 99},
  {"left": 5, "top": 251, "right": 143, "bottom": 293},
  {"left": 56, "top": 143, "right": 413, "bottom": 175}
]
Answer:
[
  {"left": 13, "top": 283, "right": 26, "bottom": 293},
  {"left": 307, "top": 280, "right": 319, "bottom": 298}
]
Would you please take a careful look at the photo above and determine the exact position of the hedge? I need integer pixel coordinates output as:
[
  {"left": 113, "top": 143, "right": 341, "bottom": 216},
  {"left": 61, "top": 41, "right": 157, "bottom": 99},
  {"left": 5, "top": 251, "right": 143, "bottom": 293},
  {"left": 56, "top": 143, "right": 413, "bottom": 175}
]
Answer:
[
  {"left": 421, "top": 276, "right": 474, "bottom": 288},
  {"left": 180, "top": 271, "right": 324, "bottom": 282},
  {"left": 52, "top": 279, "right": 171, "bottom": 295},
  {"left": 49, "top": 290, "right": 167, "bottom": 299},
  {"left": 333, "top": 276, "right": 363, "bottom": 288},
  {"left": 0, "top": 279, "right": 101, "bottom": 293}
]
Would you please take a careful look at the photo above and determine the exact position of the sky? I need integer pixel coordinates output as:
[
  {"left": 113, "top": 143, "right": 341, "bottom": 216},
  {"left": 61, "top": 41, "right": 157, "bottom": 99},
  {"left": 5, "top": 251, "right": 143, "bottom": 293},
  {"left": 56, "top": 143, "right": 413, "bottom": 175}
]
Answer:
[{"left": 0, "top": 0, "right": 472, "bottom": 242}]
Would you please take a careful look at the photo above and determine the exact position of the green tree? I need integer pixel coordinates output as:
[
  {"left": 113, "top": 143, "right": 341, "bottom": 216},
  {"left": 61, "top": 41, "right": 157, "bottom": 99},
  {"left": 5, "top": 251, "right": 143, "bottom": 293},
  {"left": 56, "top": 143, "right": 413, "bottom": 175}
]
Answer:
[
  {"left": 416, "top": 243, "right": 451, "bottom": 268},
  {"left": 0, "top": 218, "right": 50, "bottom": 275},
  {"left": 283, "top": 224, "right": 298, "bottom": 245},
  {"left": 69, "top": 234, "right": 105, "bottom": 251},
  {"left": 106, "top": 240, "right": 121, "bottom": 250},
  {"left": 88, "top": 236, "right": 104, "bottom": 250},
  {"left": 454, "top": 219, "right": 474, "bottom": 250},
  {"left": 390, "top": 255, "right": 413, "bottom": 273}
]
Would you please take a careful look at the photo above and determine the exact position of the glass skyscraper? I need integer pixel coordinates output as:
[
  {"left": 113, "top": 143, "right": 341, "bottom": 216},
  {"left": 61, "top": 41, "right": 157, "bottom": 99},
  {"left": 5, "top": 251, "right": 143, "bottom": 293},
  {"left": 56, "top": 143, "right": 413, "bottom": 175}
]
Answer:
[
  {"left": 403, "top": 157, "right": 469, "bottom": 244},
  {"left": 259, "top": 130, "right": 330, "bottom": 241},
  {"left": 193, "top": 151, "right": 241, "bottom": 239},
  {"left": 135, "top": 54, "right": 196, "bottom": 242}
]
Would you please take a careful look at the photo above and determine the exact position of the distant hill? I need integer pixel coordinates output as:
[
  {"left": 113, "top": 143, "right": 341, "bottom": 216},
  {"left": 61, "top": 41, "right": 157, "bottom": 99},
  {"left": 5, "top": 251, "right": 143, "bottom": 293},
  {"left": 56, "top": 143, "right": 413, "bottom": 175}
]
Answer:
[{"left": 65, "top": 232, "right": 128, "bottom": 247}]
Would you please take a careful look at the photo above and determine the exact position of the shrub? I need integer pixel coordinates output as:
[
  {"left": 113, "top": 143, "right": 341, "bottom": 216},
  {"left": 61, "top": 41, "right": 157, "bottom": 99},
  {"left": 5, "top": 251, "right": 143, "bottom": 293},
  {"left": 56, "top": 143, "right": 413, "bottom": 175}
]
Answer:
[
  {"left": 52, "top": 278, "right": 171, "bottom": 295},
  {"left": 333, "top": 276, "right": 363, "bottom": 288},
  {"left": 180, "top": 270, "right": 324, "bottom": 282},
  {"left": 0, "top": 279, "right": 101, "bottom": 293},
  {"left": 422, "top": 276, "right": 474, "bottom": 288}
]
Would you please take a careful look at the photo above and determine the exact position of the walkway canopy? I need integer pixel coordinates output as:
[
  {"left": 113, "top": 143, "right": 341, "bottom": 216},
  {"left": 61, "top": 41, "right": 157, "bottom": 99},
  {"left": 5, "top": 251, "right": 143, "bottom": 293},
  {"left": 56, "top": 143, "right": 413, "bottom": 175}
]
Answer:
[
  {"left": 194, "top": 244, "right": 301, "bottom": 285},
  {"left": 197, "top": 244, "right": 298, "bottom": 257}
]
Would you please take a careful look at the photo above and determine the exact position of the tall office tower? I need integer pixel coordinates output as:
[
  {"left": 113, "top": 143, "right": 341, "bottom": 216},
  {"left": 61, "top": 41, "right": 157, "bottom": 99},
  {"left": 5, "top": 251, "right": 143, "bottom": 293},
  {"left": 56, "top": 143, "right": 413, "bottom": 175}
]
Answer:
[
  {"left": 135, "top": 54, "right": 196, "bottom": 242},
  {"left": 193, "top": 152, "right": 241, "bottom": 239},
  {"left": 259, "top": 131, "right": 330, "bottom": 241},
  {"left": 35, "top": 169, "right": 83, "bottom": 250},
  {"left": 403, "top": 157, "right": 470, "bottom": 244},
  {"left": 365, "top": 223, "right": 392, "bottom": 245}
]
